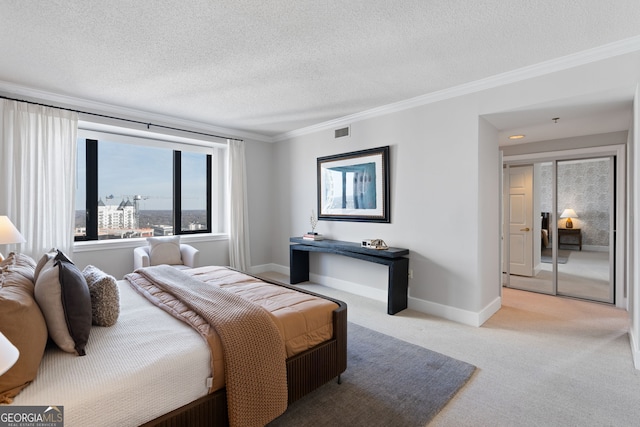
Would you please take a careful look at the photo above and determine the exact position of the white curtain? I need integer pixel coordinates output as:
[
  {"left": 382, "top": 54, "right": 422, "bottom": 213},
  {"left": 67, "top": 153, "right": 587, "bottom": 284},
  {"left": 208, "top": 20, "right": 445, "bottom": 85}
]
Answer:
[
  {"left": 227, "top": 139, "right": 251, "bottom": 271},
  {"left": 0, "top": 100, "right": 78, "bottom": 258}
]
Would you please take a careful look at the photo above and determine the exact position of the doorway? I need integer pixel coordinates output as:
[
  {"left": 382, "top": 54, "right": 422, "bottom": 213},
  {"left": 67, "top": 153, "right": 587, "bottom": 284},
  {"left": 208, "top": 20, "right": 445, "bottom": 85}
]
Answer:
[{"left": 503, "top": 153, "right": 619, "bottom": 305}]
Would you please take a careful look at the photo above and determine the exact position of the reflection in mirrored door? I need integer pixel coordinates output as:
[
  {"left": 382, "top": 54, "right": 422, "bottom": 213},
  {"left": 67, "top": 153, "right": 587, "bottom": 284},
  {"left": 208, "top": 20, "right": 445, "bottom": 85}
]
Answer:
[
  {"left": 506, "top": 162, "right": 553, "bottom": 294},
  {"left": 505, "top": 158, "right": 614, "bottom": 304},
  {"left": 556, "top": 158, "right": 614, "bottom": 303}
]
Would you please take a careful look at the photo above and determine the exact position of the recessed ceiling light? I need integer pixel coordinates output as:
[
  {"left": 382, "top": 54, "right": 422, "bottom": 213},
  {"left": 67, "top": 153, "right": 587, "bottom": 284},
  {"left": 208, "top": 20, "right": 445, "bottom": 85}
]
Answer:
[{"left": 508, "top": 134, "right": 525, "bottom": 140}]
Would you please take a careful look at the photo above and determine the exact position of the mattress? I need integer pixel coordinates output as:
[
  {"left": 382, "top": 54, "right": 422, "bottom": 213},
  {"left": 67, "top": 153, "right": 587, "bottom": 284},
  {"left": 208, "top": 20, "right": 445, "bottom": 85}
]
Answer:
[
  {"left": 11, "top": 280, "right": 211, "bottom": 427},
  {"left": 128, "top": 265, "right": 339, "bottom": 391},
  {"left": 185, "top": 266, "right": 337, "bottom": 357}
]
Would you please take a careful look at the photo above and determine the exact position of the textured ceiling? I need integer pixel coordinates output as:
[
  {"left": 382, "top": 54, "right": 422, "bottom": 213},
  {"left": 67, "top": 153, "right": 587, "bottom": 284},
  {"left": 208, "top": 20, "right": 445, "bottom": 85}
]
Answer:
[{"left": 1, "top": 1, "right": 640, "bottom": 139}]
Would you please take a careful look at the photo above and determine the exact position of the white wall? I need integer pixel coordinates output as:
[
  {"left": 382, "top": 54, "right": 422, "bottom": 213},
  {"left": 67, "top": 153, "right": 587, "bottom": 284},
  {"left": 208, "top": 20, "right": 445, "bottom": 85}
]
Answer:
[
  {"left": 271, "top": 94, "right": 500, "bottom": 325},
  {"left": 478, "top": 117, "right": 501, "bottom": 315},
  {"left": 631, "top": 84, "right": 640, "bottom": 368},
  {"left": 269, "top": 53, "right": 640, "bottom": 326},
  {"left": 501, "top": 132, "right": 629, "bottom": 157}
]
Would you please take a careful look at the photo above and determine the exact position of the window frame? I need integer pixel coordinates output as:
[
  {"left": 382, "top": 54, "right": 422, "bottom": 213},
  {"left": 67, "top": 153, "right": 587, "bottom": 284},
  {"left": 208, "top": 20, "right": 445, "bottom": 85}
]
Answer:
[{"left": 75, "top": 125, "right": 224, "bottom": 242}]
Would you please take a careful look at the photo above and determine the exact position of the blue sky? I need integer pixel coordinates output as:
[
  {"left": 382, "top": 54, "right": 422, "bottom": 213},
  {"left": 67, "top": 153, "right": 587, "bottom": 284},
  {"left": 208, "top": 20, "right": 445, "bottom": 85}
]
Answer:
[{"left": 76, "top": 139, "right": 207, "bottom": 211}]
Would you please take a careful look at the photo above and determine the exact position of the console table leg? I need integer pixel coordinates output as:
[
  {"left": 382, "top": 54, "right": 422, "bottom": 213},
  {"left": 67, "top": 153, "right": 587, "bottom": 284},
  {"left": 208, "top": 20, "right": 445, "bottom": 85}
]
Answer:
[
  {"left": 290, "top": 248, "right": 310, "bottom": 284},
  {"left": 387, "top": 258, "right": 409, "bottom": 315}
]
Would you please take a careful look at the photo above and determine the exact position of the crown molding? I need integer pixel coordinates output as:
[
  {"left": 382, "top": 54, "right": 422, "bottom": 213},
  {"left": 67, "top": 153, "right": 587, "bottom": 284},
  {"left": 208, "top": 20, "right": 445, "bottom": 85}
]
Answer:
[
  {"left": 2, "top": 34, "right": 638, "bottom": 145},
  {"left": 274, "top": 35, "right": 640, "bottom": 142},
  {"left": 0, "top": 81, "right": 273, "bottom": 143}
]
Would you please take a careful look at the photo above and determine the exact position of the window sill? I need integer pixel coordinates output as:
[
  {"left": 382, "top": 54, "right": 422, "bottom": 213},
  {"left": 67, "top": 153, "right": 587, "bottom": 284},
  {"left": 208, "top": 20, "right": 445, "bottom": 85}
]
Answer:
[{"left": 73, "top": 233, "right": 229, "bottom": 253}]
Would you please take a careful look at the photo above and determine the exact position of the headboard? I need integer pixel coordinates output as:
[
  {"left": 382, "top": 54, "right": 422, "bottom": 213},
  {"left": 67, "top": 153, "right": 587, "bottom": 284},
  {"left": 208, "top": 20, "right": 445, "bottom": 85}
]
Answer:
[{"left": 541, "top": 212, "right": 549, "bottom": 232}]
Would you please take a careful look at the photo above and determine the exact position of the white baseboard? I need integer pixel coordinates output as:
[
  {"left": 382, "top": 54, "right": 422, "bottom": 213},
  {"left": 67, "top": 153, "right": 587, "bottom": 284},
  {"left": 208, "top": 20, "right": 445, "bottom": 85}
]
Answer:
[
  {"left": 581, "top": 245, "right": 609, "bottom": 252},
  {"left": 262, "top": 264, "right": 500, "bottom": 327},
  {"left": 534, "top": 263, "right": 542, "bottom": 276},
  {"left": 248, "top": 263, "right": 288, "bottom": 275},
  {"left": 408, "top": 295, "right": 501, "bottom": 327},
  {"left": 629, "top": 328, "right": 640, "bottom": 370}
]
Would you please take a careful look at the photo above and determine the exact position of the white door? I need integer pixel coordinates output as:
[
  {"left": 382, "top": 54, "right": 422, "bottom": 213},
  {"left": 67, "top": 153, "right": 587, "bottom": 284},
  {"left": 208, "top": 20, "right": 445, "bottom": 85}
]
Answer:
[{"left": 508, "top": 166, "right": 534, "bottom": 276}]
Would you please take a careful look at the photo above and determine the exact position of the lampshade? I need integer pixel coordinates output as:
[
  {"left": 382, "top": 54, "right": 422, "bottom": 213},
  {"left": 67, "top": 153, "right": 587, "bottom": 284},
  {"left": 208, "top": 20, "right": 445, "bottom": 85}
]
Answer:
[
  {"left": 0, "top": 331, "right": 20, "bottom": 376},
  {"left": 0, "top": 216, "right": 25, "bottom": 245},
  {"left": 560, "top": 209, "right": 578, "bottom": 219}
]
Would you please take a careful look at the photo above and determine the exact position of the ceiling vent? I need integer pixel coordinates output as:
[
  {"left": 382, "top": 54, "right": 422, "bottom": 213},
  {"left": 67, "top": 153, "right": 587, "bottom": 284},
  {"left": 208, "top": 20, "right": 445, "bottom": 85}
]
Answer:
[{"left": 334, "top": 126, "right": 350, "bottom": 138}]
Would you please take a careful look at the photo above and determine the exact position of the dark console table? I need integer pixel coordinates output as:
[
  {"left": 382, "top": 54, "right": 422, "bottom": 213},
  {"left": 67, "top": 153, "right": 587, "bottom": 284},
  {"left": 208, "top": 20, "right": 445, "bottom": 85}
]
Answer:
[{"left": 289, "top": 237, "right": 410, "bottom": 315}]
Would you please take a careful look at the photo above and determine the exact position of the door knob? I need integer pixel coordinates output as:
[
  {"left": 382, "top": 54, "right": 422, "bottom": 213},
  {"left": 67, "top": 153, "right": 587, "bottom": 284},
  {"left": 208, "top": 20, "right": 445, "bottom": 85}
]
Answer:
[{"left": 520, "top": 227, "right": 530, "bottom": 232}]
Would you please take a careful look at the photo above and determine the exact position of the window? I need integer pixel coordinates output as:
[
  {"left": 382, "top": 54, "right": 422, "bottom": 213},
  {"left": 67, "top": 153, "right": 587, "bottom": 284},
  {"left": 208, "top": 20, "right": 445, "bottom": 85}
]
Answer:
[
  {"left": 75, "top": 126, "right": 225, "bottom": 241},
  {"left": 179, "top": 151, "right": 211, "bottom": 233}
]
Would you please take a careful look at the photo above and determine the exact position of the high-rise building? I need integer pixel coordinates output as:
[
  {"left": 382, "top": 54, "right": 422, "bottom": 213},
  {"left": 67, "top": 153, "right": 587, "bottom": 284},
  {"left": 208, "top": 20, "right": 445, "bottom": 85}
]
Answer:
[{"left": 98, "top": 198, "right": 137, "bottom": 230}]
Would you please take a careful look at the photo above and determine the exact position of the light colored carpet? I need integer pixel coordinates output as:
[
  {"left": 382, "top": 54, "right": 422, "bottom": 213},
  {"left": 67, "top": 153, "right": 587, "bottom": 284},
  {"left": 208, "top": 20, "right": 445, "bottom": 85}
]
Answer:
[
  {"left": 268, "top": 322, "right": 475, "bottom": 426},
  {"left": 261, "top": 271, "right": 639, "bottom": 426},
  {"left": 540, "top": 248, "right": 570, "bottom": 264},
  {"left": 509, "top": 249, "right": 611, "bottom": 302}
]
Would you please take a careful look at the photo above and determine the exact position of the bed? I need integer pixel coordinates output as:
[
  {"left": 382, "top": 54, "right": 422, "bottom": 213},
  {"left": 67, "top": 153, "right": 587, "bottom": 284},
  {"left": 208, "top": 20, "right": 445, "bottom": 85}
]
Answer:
[
  {"left": 1, "top": 253, "right": 347, "bottom": 427},
  {"left": 541, "top": 212, "right": 550, "bottom": 248}
]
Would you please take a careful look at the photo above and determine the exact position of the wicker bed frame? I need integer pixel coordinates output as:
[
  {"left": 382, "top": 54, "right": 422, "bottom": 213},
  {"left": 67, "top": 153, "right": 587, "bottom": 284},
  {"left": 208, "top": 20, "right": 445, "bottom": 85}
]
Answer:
[{"left": 140, "top": 276, "right": 348, "bottom": 427}]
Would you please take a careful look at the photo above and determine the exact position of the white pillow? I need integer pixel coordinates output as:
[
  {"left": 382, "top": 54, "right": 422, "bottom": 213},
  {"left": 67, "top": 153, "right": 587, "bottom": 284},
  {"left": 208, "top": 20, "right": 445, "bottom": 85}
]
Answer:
[{"left": 147, "top": 236, "right": 182, "bottom": 266}]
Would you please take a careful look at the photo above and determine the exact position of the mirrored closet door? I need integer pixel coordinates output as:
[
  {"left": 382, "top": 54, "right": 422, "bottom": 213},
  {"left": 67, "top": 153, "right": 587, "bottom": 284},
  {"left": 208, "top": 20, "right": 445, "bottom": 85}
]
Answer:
[{"left": 503, "top": 157, "right": 614, "bottom": 304}]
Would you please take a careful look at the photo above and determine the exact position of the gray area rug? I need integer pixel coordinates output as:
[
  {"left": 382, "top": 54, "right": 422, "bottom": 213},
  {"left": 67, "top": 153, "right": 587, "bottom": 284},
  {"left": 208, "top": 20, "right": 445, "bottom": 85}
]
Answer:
[
  {"left": 541, "top": 248, "right": 570, "bottom": 264},
  {"left": 269, "top": 323, "right": 476, "bottom": 426}
]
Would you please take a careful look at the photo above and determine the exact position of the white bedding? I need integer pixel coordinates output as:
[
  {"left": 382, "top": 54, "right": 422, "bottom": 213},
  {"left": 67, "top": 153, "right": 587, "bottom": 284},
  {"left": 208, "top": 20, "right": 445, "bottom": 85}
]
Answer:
[{"left": 11, "top": 280, "right": 211, "bottom": 427}]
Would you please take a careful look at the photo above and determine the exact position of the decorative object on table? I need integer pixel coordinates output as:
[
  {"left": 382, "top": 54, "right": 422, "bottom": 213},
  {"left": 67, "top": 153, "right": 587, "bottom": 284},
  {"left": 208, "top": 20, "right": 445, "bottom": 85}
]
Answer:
[
  {"left": 304, "top": 209, "right": 324, "bottom": 240},
  {"left": 303, "top": 233, "right": 324, "bottom": 241},
  {"left": 0, "top": 216, "right": 26, "bottom": 261},
  {"left": 560, "top": 208, "right": 578, "bottom": 229},
  {"left": 309, "top": 209, "right": 318, "bottom": 234},
  {"left": 370, "top": 239, "right": 389, "bottom": 250},
  {"left": 361, "top": 239, "right": 388, "bottom": 250},
  {"left": 317, "top": 146, "right": 390, "bottom": 223}
]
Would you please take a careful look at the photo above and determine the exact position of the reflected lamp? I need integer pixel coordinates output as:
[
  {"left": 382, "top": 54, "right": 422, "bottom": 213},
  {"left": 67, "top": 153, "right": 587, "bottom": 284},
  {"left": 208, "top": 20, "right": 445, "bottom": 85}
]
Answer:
[{"left": 560, "top": 208, "right": 578, "bottom": 229}]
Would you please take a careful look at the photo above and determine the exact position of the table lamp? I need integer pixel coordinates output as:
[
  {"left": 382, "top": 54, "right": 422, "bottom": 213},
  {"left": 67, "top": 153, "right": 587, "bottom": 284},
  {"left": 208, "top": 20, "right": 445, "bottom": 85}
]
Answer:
[
  {"left": 0, "top": 216, "right": 26, "bottom": 261},
  {"left": 560, "top": 208, "right": 578, "bottom": 229},
  {"left": 0, "top": 332, "right": 20, "bottom": 375}
]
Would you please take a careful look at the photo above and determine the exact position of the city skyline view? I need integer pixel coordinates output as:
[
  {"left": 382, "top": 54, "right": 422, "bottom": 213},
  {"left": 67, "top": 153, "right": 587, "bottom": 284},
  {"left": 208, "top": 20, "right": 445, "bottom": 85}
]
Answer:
[
  {"left": 76, "top": 138, "right": 209, "bottom": 211},
  {"left": 75, "top": 209, "right": 207, "bottom": 235}
]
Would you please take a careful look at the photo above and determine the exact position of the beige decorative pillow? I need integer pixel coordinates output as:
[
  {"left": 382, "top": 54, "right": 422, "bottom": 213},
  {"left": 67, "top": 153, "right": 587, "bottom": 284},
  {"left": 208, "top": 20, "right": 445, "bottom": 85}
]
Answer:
[
  {"left": 0, "top": 252, "right": 36, "bottom": 283},
  {"left": 34, "top": 251, "right": 91, "bottom": 355},
  {"left": 0, "top": 254, "right": 48, "bottom": 403},
  {"left": 82, "top": 265, "right": 120, "bottom": 327},
  {"left": 147, "top": 236, "right": 182, "bottom": 266}
]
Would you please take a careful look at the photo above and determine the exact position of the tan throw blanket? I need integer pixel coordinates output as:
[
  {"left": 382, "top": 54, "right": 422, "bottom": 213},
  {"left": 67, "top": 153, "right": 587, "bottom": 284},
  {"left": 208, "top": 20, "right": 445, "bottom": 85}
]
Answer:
[{"left": 135, "top": 265, "right": 287, "bottom": 427}]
